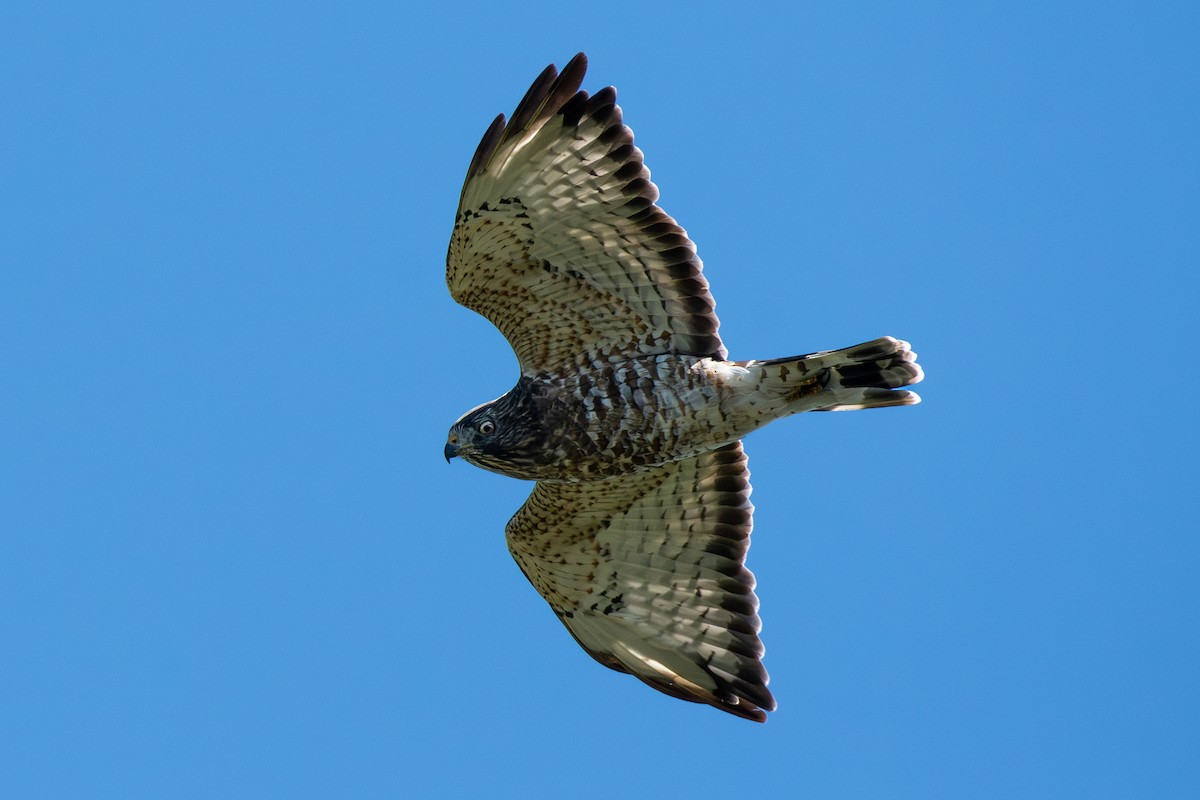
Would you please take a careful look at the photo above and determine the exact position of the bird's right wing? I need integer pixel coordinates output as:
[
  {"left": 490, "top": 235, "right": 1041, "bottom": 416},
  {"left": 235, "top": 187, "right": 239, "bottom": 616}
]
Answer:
[{"left": 505, "top": 442, "right": 774, "bottom": 721}]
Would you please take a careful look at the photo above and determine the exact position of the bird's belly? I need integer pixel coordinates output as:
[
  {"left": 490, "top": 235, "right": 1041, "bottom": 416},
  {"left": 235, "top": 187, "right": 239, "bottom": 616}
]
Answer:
[{"left": 530, "top": 355, "right": 746, "bottom": 481}]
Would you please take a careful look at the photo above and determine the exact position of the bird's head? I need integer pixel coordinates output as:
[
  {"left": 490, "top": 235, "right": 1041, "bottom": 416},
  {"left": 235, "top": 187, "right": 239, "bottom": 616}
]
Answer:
[{"left": 444, "top": 385, "right": 548, "bottom": 479}]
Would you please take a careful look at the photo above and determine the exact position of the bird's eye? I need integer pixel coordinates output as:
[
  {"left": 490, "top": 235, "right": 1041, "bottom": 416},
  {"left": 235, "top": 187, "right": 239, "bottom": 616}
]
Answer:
[{"left": 477, "top": 420, "right": 496, "bottom": 435}]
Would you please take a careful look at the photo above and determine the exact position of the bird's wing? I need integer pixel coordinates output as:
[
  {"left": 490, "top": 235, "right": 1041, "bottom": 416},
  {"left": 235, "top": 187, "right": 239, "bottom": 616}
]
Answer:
[
  {"left": 505, "top": 442, "right": 774, "bottom": 721},
  {"left": 447, "top": 53, "right": 726, "bottom": 374}
]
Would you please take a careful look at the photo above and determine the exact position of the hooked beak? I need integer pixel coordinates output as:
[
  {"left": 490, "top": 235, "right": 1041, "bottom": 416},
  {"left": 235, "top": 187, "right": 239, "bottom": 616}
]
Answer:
[{"left": 444, "top": 441, "right": 458, "bottom": 463}]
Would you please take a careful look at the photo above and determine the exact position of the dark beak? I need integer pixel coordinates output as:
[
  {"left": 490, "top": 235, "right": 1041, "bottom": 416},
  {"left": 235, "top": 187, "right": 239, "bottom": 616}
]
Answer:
[{"left": 444, "top": 442, "right": 458, "bottom": 463}]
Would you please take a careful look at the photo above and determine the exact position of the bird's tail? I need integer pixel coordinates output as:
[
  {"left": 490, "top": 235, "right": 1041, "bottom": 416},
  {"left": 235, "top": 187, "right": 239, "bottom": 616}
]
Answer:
[{"left": 745, "top": 336, "right": 923, "bottom": 413}]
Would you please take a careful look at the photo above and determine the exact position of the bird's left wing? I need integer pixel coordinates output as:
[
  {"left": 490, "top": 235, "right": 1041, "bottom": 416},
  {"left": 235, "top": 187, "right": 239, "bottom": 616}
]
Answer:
[
  {"left": 505, "top": 442, "right": 775, "bottom": 721},
  {"left": 447, "top": 53, "right": 726, "bottom": 374}
]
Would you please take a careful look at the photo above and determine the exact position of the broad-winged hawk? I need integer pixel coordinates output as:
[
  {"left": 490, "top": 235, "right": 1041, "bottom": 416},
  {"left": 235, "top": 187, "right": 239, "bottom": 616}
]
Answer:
[{"left": 443, "top": 53, "right": 923, "bottom": 721}]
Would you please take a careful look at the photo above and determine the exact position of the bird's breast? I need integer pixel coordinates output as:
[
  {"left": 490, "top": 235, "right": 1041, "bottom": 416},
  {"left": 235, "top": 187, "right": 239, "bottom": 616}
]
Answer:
[{"left": 520, "top": 355, "right": 739, "bottom": 481}]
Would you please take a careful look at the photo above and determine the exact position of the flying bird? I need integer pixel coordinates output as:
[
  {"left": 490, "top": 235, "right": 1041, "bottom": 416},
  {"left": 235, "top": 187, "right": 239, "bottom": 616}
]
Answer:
[{"left": 443, "top": 53, "right": 923, "bottom": 721}]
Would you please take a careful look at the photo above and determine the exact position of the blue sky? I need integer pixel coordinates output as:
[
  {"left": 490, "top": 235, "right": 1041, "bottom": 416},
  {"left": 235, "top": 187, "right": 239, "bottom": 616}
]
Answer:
[{"left": 3, "top": 1, "right": 1197, "bottom": 797}]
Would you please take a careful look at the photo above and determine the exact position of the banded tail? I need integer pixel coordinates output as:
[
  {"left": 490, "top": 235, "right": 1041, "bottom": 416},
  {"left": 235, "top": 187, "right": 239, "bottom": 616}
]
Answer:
[{"left": 744, "top": 336, "right": 924, "bottom": 414}]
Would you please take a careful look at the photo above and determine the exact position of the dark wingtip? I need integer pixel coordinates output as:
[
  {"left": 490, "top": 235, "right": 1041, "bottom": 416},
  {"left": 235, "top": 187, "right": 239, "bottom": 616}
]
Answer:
[
  {"left": 464, "top": 113, "right": 507, "bottom": 183},
  {"left": 561, "top": 51, "right": 588, "bottom": 84},
  {"left": 464, "top": 54, "right": 591, "bottom": 191}
]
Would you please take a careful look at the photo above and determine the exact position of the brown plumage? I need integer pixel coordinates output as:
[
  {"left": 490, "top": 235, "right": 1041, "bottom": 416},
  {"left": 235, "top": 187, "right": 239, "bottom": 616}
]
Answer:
[{"left": 444, "top": 53, "right": 923, "bottom": 721}]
